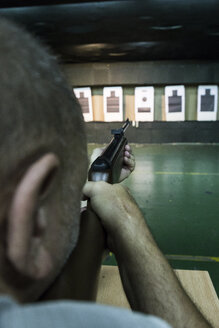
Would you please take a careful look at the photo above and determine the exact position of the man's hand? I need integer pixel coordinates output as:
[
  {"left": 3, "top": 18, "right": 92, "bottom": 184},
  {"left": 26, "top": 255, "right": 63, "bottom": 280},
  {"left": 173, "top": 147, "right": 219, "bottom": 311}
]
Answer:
[
  {"left": 83, "top": 181, "right": 145, "bottom": 251},
  {"left": 90, "top": 144, "right": 135, "bottom": 182},
  {"left": 120, "top": 144, "right": 135, "bottom": 182}
]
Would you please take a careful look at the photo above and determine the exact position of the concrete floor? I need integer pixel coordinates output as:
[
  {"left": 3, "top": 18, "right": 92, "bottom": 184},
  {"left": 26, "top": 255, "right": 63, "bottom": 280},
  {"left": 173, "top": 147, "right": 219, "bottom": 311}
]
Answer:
[{"left": 88, "top": 143, "right": 219, "bottom": 296}]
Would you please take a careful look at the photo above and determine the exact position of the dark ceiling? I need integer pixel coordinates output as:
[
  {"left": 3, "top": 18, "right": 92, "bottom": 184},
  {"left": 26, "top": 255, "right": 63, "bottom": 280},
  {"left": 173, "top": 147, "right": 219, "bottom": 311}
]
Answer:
[{"left": 0, "top": 0, "right": 219, "bottom": 63}]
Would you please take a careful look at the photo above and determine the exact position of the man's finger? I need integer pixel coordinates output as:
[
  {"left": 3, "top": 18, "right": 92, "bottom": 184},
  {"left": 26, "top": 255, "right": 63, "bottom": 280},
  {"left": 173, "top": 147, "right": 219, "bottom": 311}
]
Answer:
[
  {"left": 124, "top": 156, "right": 135, "bottom": 168},
  {"left": 129, "top": 154, "right": 135, "bottom": 162},
  {"left": 124, "top": 150, "right": 131, "bottom": 158},
  {"left": 125, "top": 144, "right": 133, "bottom": 154},
  {"left": 82, "top": 181, "right": 95, "bottom": 198}
]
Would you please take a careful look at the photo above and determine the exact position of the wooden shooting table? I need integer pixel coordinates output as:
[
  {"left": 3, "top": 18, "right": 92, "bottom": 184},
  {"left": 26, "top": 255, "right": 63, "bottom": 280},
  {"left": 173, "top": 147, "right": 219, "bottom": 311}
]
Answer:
[{"left": 97, "top": 265, "right": 219, "bottom": 328}]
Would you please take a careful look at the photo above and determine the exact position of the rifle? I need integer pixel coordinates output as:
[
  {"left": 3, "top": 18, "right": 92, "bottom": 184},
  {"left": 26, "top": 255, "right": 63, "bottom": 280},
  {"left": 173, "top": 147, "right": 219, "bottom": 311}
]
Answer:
[
  {"left": 89, "top": 119, "right": 130, "bottom": 183},
  {"left": 40, "top": 119, "right": 130, "bottom": 302}
]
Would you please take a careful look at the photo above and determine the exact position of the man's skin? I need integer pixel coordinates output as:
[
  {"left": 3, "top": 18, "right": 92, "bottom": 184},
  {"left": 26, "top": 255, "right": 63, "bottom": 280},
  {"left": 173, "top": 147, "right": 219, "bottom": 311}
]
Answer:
[
  {"left": 83, "top": 182, "right": 212, "bottom": 328},
  {"left": 0, "top": 17, "right": 212, "bottom": 328}
]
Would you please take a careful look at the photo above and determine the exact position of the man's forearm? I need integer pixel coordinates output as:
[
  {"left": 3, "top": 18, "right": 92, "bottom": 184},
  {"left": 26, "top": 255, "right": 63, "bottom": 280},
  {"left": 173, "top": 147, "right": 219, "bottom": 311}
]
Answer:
[
  {"left": 83, "top": 182, "right": 212, "bottom": 328},
  {"left": 113, "top": 218, "right": 212, "bottom": 328}
]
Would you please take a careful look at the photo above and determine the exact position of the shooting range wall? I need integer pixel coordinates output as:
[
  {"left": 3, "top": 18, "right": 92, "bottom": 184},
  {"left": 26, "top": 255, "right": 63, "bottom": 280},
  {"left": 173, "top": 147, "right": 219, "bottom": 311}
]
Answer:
[
  {"left": 62, "top": 61, "right": 219, "bottom": 143},
  {"left": 69, "top": 85, "right": 219, "bottom": 122},
  {"left": 85, "top": 121, "right": 219, "bottom": 144},
  {"left": 1, "top": 1, "right": 219, "bottom": 143}
]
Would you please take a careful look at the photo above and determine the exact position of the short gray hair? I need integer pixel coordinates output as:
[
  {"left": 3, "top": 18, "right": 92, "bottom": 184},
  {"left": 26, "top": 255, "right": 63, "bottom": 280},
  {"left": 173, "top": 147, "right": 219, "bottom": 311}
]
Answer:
[{"left": 0, "top": 18, "right": 87, "bottom": 199}]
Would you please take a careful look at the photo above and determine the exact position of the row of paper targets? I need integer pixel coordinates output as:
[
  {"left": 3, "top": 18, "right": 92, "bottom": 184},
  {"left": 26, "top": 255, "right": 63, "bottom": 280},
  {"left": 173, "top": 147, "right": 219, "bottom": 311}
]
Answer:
[{"left": 73, "top": 85, "right": 218, "bottom": 122}]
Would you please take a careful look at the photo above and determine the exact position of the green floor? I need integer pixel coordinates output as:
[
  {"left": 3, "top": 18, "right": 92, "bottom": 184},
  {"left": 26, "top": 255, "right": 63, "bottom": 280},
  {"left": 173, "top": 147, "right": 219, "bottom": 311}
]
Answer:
[{"left": 88, "top": 143, "right": 219, "bottom": 297}]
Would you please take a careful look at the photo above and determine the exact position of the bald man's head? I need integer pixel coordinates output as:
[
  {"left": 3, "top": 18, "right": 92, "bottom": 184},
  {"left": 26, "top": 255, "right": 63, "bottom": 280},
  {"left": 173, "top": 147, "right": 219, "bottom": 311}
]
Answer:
[{"left": 0, "top": 18, "right": 88, "bottom": 301}]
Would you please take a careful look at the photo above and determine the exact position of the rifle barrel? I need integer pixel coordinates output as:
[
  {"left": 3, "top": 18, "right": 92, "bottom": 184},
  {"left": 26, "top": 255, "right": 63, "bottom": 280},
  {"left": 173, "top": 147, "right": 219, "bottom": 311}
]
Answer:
[{"left": 122, "top": 119, "right": 130, "bottom": 132}]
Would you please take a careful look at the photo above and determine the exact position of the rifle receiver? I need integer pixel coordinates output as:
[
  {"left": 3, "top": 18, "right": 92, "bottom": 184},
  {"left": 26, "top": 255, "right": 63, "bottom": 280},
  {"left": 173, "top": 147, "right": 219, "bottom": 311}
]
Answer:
[{"left": 88, "top": 119, "right": 130, "bottom": 184}]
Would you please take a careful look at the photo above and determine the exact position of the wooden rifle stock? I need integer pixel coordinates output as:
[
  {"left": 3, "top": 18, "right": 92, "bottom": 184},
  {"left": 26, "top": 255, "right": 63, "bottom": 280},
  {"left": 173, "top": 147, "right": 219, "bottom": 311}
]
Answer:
[{"left": 40, "top": 120, "right": 130, "bottom": 302}]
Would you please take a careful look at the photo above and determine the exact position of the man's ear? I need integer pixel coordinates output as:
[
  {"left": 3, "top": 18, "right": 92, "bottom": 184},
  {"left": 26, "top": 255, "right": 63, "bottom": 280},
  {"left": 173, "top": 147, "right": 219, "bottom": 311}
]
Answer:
[{"left": 7, "top": 153, "right": 60, "bottom": 280}]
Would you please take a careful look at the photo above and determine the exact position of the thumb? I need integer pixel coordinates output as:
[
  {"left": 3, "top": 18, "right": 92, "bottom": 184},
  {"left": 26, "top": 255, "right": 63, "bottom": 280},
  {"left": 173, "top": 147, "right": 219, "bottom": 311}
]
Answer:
[
  {"left": 83, "top": 181, "right": 110, "bottom": 200},
  {"left": 82, "top": 181, "right": 96, "bottom": 199}
]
